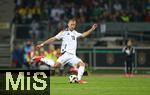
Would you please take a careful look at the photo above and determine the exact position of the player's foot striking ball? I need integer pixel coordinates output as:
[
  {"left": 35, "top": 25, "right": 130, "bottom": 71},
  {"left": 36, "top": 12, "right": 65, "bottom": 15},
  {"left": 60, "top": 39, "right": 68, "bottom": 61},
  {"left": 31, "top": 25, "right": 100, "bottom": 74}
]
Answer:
[{"left": 36, "top": 18, "right": 97, "bottom": 83}]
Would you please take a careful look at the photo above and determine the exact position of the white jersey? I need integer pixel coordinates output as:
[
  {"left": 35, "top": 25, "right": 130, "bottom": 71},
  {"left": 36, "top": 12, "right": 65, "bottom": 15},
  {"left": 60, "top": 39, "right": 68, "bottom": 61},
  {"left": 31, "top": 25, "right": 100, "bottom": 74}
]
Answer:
[{"left": 54, "top": 29, "right": 82, "bottom": 55}]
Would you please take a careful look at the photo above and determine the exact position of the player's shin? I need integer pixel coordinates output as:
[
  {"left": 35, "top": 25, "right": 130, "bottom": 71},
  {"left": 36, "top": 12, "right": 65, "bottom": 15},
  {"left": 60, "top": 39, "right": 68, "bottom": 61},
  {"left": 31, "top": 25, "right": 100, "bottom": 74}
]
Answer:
[{"left": 77, "top": 66, "right": 85, "bottom": 80}]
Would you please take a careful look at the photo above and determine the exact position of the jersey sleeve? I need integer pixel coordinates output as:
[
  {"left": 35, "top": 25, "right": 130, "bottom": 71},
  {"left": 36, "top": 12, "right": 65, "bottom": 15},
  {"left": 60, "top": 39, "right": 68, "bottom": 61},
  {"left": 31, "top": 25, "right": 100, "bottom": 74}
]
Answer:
[
  {"left": 54, "top": 31, "right": 64, "bottom": 40},
  {"left": 75, "top": 31, "right": 82, "bottom": 38},
  {"left": 132, "top": 47, "right": 135, "bottom": 54}
]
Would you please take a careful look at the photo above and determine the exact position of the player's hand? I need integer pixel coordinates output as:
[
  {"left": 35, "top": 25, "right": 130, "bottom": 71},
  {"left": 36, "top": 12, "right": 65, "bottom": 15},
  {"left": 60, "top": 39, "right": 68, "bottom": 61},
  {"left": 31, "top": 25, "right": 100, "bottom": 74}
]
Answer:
[
  {"left": 36, "top": 44, "right": 43, "bottom": 49},
  {"left": 91, "top": 24, "right": 97, "bottom": 31}
]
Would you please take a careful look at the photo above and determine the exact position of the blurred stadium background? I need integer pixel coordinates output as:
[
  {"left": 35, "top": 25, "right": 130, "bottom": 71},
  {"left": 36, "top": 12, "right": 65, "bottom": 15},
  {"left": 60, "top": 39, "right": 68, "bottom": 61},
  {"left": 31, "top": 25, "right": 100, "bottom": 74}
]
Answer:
[{"left": 0, "top": 0, "right": 150, "bottom": 74}]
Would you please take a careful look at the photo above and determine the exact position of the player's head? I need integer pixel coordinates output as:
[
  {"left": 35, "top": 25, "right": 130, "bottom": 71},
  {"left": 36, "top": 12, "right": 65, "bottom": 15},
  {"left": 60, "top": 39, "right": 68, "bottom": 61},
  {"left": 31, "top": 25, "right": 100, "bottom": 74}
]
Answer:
[
  {"left": 68, "top": 18, "right": 76, "bottom": 31},
  {"left": 31, "top": 45, "right": 36, "bottom": 51},
  {"left": 127, "top": 39, "right": 132, "bottom": 46}
]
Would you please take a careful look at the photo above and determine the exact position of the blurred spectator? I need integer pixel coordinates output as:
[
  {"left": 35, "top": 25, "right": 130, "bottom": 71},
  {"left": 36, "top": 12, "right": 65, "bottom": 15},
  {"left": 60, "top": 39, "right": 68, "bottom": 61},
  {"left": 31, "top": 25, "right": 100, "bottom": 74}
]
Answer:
[
  {"left": 144, "top": 0, "right": 150, "bottom": 11},
  {"left": 12, "top": 11, "right": 22, "bottom": 24},
  {"left": 144, "top": 11, "right": 150, "bottom": 22},
  {"left": 120, "top": 11, "right": 130, "bottom": 22},
  {"left": 12, "top": 44, "right": 23, "bottom": 68},
  {"left": 41, "top": 0, "right": 50, "bottom": 19},
  {"left": 55, "top": 48, "right": 61, "bottom": 58},
  {"left": 46, "top": 44, "right": 59, "bottom": 75},
  {"left": 23, "top": 40, "right": 32, "bottom": 69},
  {"left": 113, "top": 1, "right": 122, "bottom": 12},
  {"left": 111, "top": 11, "right": 121, "bottom": 22},
  {"left": 14, "top": 0, "right": 22, "bottom": 9},
  {"left": 44, "top": 44, "right": 58, "bottom": 64},
  {"left": 26, "top": 45, "right": 39, "bottom": 64},
  {"left": 17, "top": 6, "right": 27, "bottom": 24},
  {"left": 130, "top": 9, "right": 142, "bottom": 22},
  {"left": 50, "top": 5, "right": 65, "bottom": 23},
  {"left": 83, "top": 0, "right": 93, "bottom": 7},
  {"left": 91, "top": 1, "right": 103, "bottom": 21},
  {"left": 57, "top": 19, "right": 67, "bottom": 31},
  {"left": 29, "top": 20, "right": 40, "bottom": 40},
  {"left": 32, "top": 6, "right": 41, "bottom": 21},
  {"left": 39, "top": 47, "right": 48, "bottom": 57}
]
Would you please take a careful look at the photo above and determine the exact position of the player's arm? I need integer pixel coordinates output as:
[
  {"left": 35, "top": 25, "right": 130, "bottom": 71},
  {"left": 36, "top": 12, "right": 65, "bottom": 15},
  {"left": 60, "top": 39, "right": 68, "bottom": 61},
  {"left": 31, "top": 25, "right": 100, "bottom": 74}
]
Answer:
[
  {"left": 122, "top": 47, "right": 126, "bottom": 53},
  {"left": 36, "top": 37, "right": 57, "bottom": 48},
  {"left": 37, "top": 31, "right": 64, "bottom": 48},
  {"left": 81, "top": 24, "right": 97, "bottom": 38}
]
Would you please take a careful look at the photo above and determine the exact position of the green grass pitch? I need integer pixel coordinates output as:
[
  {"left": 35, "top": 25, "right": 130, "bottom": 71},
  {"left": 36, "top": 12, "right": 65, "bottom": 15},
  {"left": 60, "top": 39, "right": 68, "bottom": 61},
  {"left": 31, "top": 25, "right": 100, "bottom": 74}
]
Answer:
[{"left": 50, "top": 75, "right": 150, "bottom": 95}]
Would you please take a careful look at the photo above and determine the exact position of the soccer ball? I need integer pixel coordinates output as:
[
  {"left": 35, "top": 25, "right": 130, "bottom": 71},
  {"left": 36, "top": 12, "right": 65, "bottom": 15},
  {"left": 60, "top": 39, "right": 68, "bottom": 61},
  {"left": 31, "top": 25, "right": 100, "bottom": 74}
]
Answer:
[{"left": 69, "top": 75, "right": 78, "bottom": 83}]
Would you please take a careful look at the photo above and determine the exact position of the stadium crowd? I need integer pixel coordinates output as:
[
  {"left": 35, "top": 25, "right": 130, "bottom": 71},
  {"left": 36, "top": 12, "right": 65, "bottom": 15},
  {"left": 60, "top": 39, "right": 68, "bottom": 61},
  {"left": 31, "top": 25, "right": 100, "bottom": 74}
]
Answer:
[
  {"left": 12, "top": 40, "right": 60, "bottom": 69},
  {"left": 12, "top": 0, "right": 150, "bottom": 40},
  {"left": 13, "top": 0, "right": 150, "bottom": 24}
]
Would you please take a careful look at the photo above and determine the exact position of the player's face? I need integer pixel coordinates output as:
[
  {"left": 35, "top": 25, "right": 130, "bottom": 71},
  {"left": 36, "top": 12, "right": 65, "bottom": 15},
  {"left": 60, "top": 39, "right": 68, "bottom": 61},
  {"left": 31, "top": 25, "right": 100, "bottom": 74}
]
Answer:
[
  {"left": 127, "top": 40, "right": 132, "bottom": 46},
  {"left": 68, "top": 21, "right": 76, "bottom": 31}
]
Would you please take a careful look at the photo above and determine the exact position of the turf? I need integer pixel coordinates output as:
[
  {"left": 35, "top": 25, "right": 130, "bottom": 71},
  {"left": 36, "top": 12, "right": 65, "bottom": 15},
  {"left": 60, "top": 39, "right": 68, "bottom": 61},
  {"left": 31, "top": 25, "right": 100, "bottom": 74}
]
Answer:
[{"left": 50, "top": 75, "right": 150, "bottom": 95}]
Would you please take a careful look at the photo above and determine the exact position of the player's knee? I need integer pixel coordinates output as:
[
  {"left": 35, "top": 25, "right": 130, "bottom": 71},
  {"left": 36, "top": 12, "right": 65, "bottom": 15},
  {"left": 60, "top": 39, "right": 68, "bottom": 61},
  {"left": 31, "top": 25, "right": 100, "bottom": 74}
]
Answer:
[{"left": 53, "top": 63, "right": 61, "bottom": 68}]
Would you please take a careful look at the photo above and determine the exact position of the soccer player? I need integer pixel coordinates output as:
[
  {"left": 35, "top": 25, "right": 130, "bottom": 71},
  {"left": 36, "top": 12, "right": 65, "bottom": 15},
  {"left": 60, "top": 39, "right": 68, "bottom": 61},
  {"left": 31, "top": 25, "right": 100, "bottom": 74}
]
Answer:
[
  {"left": 35, "top": 19, "right": 97, "bottom": 83},
  {"left": 122, "top": 39, "right": 135, "bottom": 77}
]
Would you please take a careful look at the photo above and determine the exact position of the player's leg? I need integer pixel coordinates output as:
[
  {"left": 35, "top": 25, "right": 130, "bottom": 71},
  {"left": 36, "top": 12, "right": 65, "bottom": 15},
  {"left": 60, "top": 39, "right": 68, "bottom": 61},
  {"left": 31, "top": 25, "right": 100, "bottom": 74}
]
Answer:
[
  {"left": 77, "top": 62, "right": 85, "bottom": 81},
  {"left": 129, "top": 60, "right": 133, "bottom": 76},
  {"left": 124, "top": 61, "right": 126, "bottom": 74},
  {"left": 53, "top": 53, "right": 70, "bottom": 68},
  {"left": 53, "top": 62, "right": 61, "bottom": 68},
  {"left": 40, "top": 58, "right": 55, "bottom": 67},
  {"left": 69, "top": 65, "right": 78, "bottom": 74},
  {"left": 32, "top": 54, "right": 66, "bottom": 68},
  {"left": 124, "top": 61, "right": 128, "bottom": 77},
  {"left": 126, "top": 60, "right": 130, "bottom": 75},
  {"left": 43, "top": 56, "right": 67, "bottom": 68},
  {"left": 69, "top": 56, "right": 87, "bottom": 83},
  {"left": 32, "top": 56, "right": 59, "bottom": 67}
]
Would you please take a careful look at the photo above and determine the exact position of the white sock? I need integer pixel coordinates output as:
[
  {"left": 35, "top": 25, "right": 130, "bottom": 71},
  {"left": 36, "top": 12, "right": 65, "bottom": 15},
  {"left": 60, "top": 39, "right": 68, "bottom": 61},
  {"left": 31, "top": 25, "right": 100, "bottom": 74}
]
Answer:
[
  {"left": 41, "top": 58, "right": 55, "bottom": 67},
  {"left": 77, "top": 66, "right": 85, "bottom": 80}
]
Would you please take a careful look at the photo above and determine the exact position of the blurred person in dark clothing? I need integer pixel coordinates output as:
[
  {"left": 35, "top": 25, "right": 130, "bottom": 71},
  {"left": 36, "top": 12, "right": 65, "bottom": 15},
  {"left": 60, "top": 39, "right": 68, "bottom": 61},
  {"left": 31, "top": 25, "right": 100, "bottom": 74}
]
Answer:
[
  {"left": 12, "top": 44, "right": 23, "bottom": 68},
  {"left": 23, "top": 40, "right": 32, "bottom": 69},
  {"left": 29, "top": 20, "right": 40, "bottom": 40},
  {"left": 122, "top": 39, "right": 135, "bottom": 77}
]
